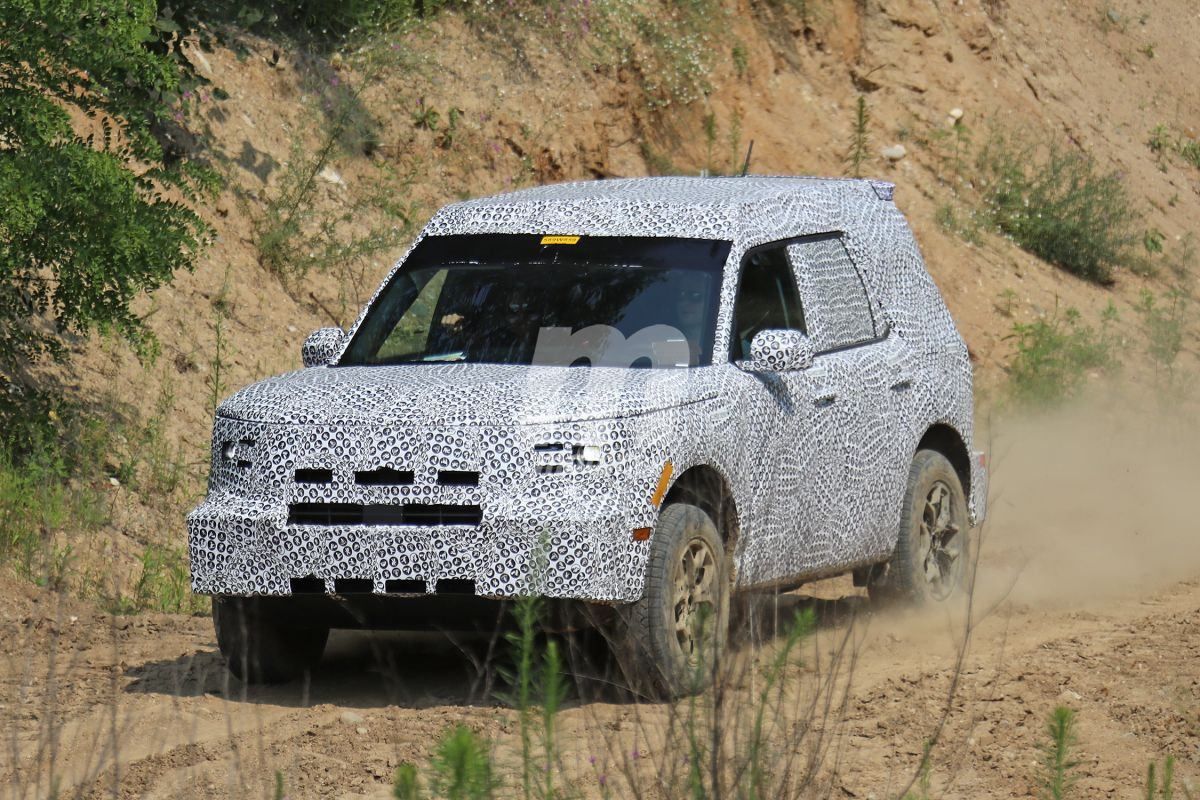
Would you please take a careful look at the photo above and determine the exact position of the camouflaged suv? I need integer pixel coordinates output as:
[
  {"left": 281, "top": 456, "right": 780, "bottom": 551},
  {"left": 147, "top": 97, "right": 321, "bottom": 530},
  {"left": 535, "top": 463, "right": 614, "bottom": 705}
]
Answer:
[{"left": 189, "top": 176, "right": 988, "bottom": 694}]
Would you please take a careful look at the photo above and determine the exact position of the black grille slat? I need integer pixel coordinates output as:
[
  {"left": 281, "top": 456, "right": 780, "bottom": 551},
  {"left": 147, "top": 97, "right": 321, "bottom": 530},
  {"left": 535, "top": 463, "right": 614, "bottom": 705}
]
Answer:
[
  {"left": 288, "top": 502, "right": 482, "bottom": 527},
  {"left": 435, "top": 579, "right": 475, "bottom": 595},
  {"left": 290, "top": 576, "right": 325, "bottom": 593},
  {"left": 437, "top": 470, "right": 480, "bottom": 487},
  {"left": 333, "top": 578, "right": 374, "bottom": 594},
  {"left": 385, "top": 578, "right": 426, "bottom": 593},
  {"left": 294, "top": 468, "right": 334, "bottom": 484},
  {"left": 401, "top": 503, "right": 484, "bottom": 526},
  {"left": 354, "top": 467, "right": 415, "bottom": 486}
]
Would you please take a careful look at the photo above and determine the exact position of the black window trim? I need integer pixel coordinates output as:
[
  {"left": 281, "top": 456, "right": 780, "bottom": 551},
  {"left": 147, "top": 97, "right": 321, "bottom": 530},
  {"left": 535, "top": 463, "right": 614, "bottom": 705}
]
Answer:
[{"left": 726, "top": 233, "right": 821, "bottom": 362}]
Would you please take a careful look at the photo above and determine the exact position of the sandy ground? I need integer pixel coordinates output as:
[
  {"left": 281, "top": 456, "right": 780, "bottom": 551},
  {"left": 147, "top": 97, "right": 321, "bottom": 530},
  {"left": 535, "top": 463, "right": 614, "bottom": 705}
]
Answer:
[{"left": 3, "top": 403, "right": 1197, "bottom": 799}]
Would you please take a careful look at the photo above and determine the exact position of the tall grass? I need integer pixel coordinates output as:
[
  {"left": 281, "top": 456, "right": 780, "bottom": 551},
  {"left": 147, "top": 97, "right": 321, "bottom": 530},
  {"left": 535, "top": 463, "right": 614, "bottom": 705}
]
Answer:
[
  {"left": 0, "top": 393, "right": 110, "bottom": 586},
  {"left": 386, "top": 595, "right": 860, "bottom": 799}
]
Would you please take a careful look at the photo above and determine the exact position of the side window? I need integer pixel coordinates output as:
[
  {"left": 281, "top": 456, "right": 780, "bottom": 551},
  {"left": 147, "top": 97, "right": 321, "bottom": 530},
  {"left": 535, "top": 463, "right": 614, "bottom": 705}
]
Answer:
[
  {"left": 787, "top": 236, "right": 877, "bottom": 353},
  {"left": 374, "top": 269, "right": 448, "bottom": 361},
  {"left": 730, "top": 245, "right": 805, "bottom": 361}
]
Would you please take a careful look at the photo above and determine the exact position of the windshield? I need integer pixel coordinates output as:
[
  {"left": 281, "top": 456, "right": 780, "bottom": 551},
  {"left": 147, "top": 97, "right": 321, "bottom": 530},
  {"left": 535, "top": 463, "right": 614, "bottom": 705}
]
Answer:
[{"left": 339, "top": 235, "right": 731, "bottom": 368}]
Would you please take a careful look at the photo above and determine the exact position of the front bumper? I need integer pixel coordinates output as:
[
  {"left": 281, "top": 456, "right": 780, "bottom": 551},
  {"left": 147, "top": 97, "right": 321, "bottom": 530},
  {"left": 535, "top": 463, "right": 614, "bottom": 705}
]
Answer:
[{"left": 187, "top": 496, "right": 651, "bottom": 603}]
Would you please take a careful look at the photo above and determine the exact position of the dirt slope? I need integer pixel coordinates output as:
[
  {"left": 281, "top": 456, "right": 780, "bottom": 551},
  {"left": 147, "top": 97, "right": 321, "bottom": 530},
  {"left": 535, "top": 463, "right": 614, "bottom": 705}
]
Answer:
[{"left": 4, "top": 0, "right": 1200, "bottom": 795}]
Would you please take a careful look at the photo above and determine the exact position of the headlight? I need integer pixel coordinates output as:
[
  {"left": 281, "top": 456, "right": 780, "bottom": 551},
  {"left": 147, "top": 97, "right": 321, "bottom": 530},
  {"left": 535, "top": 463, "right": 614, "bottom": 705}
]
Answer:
[
  {"left": 576, "top": 444, "right": 603, "bottom": 465},
  {"left": 533, "top": 441, "right": 604, "bottom": 474}
]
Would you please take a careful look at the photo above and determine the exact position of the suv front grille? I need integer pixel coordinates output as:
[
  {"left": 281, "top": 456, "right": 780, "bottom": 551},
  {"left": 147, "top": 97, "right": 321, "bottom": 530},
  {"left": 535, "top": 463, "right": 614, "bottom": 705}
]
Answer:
[
  {"left": 354, "top": 467, "right": 416, "bottom": 486},
  {"left": 288, "top": 502, "right": 483, "bottom": 527}
]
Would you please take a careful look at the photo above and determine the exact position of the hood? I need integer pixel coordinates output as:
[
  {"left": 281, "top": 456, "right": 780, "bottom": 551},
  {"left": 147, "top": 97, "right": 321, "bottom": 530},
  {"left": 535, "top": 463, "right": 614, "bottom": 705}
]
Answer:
[{"left": 216, "top": 364, "right": 718, "bottom": 427}]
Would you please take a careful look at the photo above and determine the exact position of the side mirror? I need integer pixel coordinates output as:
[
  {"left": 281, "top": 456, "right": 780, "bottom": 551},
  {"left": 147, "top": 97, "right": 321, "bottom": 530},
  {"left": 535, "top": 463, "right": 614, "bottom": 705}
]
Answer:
[
  {"left": 743, "top": 329, "right": 815, "bottom": 372},
  {"left": 301, "top": 327, "right": 346, "bottom": 368}
]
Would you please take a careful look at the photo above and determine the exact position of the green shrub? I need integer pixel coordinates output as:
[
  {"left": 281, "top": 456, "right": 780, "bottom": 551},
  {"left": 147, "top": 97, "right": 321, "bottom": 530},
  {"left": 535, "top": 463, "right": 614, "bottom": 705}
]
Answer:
[
  {"left": 844, "top": 95, "right": 871, "bottom": 178},
  {"left": 1146, "top": 124, "right": 1200, "bottom": 172},
  {"left": 1006, "top": 303, "right": 1121, "bottom": 407},
  {"left": 132, "top": 545, "right": 196, "bottom": 613},
  {"left": 935, "top": 201, "right": 984, "bottom": 245},
  {"left": 1145, "top": 756, "right": 1184, "bottom": 800},
  {"left": 394, "top": 725, "right": 496, "bottom": 800},
  {"left": 1134, "top": 288, "right": 1189, "bottom": 381},
  {"left": 458, "top": 0, "right": 724, "bottom": 111},
  {"left": 976, "top": 131, "right": 1142, "bottom": 283},
  {"left": 1037, "top": 706, "right": 1080, "bottom": 800},
  {"left": 0, "top": 393, "right": 115, "bottom": 585},
  {"left": 168, "top": 0, "right": 441, "bottom": 47}
]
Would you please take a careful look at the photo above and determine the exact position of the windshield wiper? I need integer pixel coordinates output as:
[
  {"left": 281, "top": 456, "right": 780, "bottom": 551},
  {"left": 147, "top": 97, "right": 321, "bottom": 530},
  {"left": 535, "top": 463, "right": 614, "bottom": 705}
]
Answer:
[{"left": 422, "top": 351, "right": 467, "bottom": 363}]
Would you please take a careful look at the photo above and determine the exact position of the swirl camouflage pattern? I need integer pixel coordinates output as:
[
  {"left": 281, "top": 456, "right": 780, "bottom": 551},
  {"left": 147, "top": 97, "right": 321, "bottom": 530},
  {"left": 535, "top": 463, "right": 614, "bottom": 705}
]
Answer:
[{"left": 188, "top": 176, "right": 986, "bottom": 605}]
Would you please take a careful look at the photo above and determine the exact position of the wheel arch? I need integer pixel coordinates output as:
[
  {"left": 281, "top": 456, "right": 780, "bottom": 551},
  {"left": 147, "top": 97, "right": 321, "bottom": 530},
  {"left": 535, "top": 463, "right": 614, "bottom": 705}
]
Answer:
[
  {"left": 916, "top": 423, "right": 971, "bottom": 497},
  {"left": 661, "top": 463, "right": 741, "bottom": 554}
]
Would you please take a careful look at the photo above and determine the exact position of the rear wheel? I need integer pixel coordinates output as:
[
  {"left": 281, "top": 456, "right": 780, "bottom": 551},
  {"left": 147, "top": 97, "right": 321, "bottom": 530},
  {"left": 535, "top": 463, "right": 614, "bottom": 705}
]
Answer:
[
  {"left": 869, "top": 450, "right": 971, "bottom": 605},
  {"left": 616, "top": 503, "right": 730, "bottom": 698},
  {"left": 213, "top": 595, "right": 329, "bottom": 683}
]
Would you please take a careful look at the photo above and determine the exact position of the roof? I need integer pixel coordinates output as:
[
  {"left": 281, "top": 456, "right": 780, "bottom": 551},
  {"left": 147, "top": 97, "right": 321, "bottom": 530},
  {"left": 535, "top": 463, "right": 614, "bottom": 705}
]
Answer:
[
  {"left": 424, "top": 175, "right": 896, "bottom": 244},
  {"left": 453, "top": 175, "right": 894, "bottom": 211}
]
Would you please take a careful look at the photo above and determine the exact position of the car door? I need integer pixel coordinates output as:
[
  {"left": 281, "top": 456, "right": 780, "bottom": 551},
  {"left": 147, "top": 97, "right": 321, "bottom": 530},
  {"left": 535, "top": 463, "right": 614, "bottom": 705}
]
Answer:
[
  {"left": 785, "top": 234, "right": 901, "bottom": 568},
  {"left": 727, "top": 242, "right": 847, "bottom": 587}
]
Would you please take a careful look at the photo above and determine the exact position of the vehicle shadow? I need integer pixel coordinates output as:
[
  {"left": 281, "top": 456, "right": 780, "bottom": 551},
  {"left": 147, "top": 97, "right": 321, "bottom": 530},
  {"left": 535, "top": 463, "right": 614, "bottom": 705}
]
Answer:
[{"left": 122, "top": 590, "right": 869, "bottom": 710}]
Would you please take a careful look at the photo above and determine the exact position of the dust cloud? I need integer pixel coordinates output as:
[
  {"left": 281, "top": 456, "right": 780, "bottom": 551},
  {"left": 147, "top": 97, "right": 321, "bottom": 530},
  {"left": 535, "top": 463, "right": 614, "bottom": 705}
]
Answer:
[{"left": 975, "top": 393, "right": 1200, "bottom": 610}]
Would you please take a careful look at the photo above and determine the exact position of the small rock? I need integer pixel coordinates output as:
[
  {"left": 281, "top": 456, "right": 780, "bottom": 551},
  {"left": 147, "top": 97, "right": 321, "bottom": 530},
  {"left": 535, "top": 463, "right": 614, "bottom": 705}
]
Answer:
[
  {"left": 108, "top": 477, "right": 120, "bottom": 487},
  {"left": 356, "top": 726, "right": 368, "bottom": 735},
  {"left": 287, "top": 324, "right": 299, "bottom": 333},
  {"left": 881, "top": 144, "right": 907, "bottom": 161},
  {"left": 189, "top": 49, "right": 214, "bottom": 78},
  {"left": 1106, "top": 8, "right": 1121, "bottom": 24},
  {"left": 949, "top": 107, "right": 964, "bottom": 121},
  {"left": 341, "top": 710, "right": 365, "bottom": 725},
  {"left": 318, "top": 166, "right": 346, "bottom": 187}
]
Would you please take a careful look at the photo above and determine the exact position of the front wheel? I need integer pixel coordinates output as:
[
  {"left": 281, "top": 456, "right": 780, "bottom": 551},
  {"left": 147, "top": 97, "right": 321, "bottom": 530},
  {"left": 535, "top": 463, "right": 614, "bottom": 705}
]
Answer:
[
  {"left": 616, "top": 503, "right": 730, "bottom": 699},
  {"left": 869, "top": 450, "right": 971, "bottom": 605},
  {"left": 213, "top": 595, "right": 329, "bottom": 683}
]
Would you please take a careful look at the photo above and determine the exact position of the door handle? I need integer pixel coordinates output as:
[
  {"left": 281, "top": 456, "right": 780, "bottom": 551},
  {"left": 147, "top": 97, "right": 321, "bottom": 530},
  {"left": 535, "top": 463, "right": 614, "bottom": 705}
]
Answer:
[
  {"left": 814, "top": 392, "right": 837, "bottom": 408},
  {"left": 890, "top": 378, "right": 914, "bottom": 393}
]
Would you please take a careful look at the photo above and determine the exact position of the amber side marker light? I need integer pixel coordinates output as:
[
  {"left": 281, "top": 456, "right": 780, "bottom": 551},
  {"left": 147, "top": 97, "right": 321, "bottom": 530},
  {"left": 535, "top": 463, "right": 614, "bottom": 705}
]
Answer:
[
  {"left": 632, "top": 527, "right": 652, "bottom": 542},
  {"left": 650, "top": 460, "right": 674, "bottom": 508}
]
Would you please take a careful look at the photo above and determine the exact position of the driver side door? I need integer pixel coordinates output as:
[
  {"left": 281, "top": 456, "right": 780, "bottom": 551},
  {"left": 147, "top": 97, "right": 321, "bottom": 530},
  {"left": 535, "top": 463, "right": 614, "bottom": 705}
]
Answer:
[{"left": 729, "top": 242, "right": 847, "bottom": 587}]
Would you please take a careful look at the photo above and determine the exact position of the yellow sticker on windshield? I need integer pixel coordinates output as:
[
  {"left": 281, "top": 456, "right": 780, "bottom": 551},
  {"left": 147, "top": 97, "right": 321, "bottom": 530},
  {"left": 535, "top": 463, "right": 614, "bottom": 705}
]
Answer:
[{"left": 540, "top": 235, "right": 580, "bottom": 245}]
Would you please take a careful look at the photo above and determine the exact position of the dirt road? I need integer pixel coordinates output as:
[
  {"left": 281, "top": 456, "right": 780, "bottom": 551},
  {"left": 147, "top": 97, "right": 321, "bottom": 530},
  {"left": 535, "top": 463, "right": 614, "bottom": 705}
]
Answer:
[{"left": 3, "top": 406, "right": 1198, "bottom": 799}]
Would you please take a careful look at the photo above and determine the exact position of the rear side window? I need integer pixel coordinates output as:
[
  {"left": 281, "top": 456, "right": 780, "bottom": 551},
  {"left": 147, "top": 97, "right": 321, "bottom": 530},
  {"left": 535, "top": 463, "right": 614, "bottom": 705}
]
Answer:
[{"left": 787, "top": 236, "right": 876, "bottom": 352}]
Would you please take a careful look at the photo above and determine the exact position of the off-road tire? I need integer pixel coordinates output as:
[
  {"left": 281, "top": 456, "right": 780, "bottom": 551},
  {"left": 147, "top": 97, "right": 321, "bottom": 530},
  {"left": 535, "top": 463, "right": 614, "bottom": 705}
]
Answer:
[
  {"left": 869, "top": 450, "right": 971, "bottom": 606},
  {"left": 213, "top": 595, "right": 329, "bottom": 683},
  {"left": 616, "top": 503, "right": 730, "bottom": 699}
]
